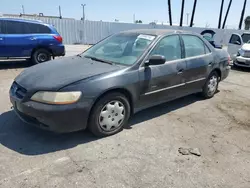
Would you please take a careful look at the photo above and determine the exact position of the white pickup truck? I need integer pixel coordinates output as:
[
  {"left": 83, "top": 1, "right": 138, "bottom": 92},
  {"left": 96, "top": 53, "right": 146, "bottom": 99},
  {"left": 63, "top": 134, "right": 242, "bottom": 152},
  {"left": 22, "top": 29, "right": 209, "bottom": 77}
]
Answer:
[{"left": 228, "top": 32, "right": 250, "bottom": 67}]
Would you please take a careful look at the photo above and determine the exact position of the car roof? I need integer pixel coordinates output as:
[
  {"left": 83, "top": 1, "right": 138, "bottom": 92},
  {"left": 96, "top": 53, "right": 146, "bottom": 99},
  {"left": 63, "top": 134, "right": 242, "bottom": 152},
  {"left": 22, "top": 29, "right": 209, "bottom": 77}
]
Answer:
[
  {"left": 119, "top": 29, "right": 195, "bottom": 36},
  {"left": 0, "top": 17, "right": 44, "bottom": 24}
]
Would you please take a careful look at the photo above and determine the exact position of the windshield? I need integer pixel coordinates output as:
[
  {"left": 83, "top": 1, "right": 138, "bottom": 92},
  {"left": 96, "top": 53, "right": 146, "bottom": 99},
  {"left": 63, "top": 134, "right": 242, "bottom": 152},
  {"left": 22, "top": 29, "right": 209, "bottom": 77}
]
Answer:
[
  {"left": 242, "top": 33, "right": 250, "bottom": 43},
  {"left": 81, "top": 33, "right": 156, "bottom": 66}
]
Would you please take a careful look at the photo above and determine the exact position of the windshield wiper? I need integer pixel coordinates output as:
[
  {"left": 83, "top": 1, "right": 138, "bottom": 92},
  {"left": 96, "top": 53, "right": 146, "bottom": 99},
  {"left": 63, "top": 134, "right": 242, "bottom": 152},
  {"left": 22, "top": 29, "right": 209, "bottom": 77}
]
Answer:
[{"left": 84, "top": 55, "right": 114, "bottom": 65}]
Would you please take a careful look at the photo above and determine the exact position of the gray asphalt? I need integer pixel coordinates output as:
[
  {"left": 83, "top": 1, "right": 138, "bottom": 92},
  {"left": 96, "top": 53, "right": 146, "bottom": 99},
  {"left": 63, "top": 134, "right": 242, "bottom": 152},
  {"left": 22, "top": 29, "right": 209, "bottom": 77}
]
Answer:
[{"left": 0, "top": 45, "right": 250, "bottom": 188}]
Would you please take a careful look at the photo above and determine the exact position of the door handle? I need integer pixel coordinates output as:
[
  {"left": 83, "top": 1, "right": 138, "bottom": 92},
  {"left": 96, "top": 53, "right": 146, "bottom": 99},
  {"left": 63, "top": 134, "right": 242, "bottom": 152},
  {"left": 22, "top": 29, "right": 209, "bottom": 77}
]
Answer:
[
  {"left": 0, "top": 38, "right": 3, "bottom": 40},
  {"left": 208, "top": 62, "right": 213, "bottom": 66},
  {"left": 30, "top": 37, "right": 37, "bottom": 40}
]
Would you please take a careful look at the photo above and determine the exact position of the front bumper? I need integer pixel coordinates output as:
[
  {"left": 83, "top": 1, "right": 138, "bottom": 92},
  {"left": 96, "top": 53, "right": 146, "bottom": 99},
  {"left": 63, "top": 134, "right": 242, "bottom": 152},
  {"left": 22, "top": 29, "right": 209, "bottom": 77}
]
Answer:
[
  {"left": 235, "top": 56, "right": 250, "bottom": 67},
  {"left": 9, "top": 95, "right": 92, "bottom": 133}
]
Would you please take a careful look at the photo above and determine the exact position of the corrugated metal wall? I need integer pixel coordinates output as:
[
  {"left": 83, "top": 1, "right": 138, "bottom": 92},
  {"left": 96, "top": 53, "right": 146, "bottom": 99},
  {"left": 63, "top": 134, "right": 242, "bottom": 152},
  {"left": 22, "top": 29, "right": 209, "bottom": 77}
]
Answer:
[{"left": 2, "top": 15, "right": 247, "bottom": 45}]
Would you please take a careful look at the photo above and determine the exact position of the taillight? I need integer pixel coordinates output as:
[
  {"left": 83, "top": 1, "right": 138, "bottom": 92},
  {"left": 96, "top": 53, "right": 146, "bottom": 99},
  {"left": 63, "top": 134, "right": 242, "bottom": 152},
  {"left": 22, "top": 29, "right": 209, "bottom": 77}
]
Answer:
[
  {"left": 228, "top": 55, "right": 231, "bottom": 65},
  {"left": 53, "top": 35, "right": 63, "bottom": 43}
]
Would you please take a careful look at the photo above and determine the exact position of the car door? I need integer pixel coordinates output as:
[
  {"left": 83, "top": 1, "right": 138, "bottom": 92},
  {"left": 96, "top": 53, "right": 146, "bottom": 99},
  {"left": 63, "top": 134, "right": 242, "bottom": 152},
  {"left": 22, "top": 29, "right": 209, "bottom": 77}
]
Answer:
[
  {"left": 228, "top": 33, "right": 243, "bottom": 60},
  {"left": 4, "top": 20, "right": 37, "bottom": 57},
  {"left": 137, "top": 34, "right": 186, "bottom": 109},
  {"left": 181, "top": 34, "right": 214, "bottom": 93},
  {"left": 0, "top": 20, "right": 6, "bottom": 57}
]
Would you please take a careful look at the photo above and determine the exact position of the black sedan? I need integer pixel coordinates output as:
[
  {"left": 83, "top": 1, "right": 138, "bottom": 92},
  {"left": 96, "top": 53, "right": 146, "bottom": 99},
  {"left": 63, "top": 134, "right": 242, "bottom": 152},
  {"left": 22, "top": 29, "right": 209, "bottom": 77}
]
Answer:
[{"left": 9, "top": 29, "right": 230, "bottom": 137}]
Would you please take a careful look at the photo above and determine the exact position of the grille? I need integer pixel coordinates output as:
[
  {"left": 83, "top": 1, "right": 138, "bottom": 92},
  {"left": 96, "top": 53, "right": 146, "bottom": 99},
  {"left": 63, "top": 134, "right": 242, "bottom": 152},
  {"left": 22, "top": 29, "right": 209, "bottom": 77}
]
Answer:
[
  {"left": 243, "top": 51, "right": 250, "bottom": 58},
  {"left": 10, "top": 82, "right": 27, "bottom": 99}
]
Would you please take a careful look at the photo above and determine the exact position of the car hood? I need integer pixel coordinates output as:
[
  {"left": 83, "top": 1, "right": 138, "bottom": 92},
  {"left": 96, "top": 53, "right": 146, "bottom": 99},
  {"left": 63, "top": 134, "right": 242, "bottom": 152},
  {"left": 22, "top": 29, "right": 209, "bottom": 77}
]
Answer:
[
  {"left": 15, "top": 56, "right": 123, "bottom": 91},
  {"left": 241, "top": 43, "right": 250, "bottom": 51}
]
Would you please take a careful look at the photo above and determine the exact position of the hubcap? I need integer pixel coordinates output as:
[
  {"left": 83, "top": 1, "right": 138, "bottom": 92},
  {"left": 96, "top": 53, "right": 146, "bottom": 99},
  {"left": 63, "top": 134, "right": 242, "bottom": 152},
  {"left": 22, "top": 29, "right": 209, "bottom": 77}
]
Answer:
[
  {"left": 37, "top": 53, "right": 48, "bottom": 63},
  {"left": 99, "top": 101, "right": 125, "bottom": 132},
  {"left": 207, "top": 75, "right": 218, "bottom": 95}
]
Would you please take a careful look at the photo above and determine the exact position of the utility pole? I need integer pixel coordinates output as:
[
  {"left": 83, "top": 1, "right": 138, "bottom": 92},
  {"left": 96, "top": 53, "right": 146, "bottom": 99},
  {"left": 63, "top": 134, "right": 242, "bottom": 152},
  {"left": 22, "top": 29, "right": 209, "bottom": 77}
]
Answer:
[
  {"left": 81, "top": 4, "right": 86, "bottom": 21},
  {"left": 186, "top": 13, "right": 189, "bottom": 26},
  {"left": 239, "top": 0, "right": 247, "bottom": 30},
  {"left": 81, "top": 4, "right": 86, "bottom": 45},
  {"left": 218, "top": 0, "right": 224, "bottom": 29},
  {"left": 133, "top": 14, "right": 135, "bottom": 23},
  {"left": 22, "top": 5, "right": 25, "bottom": 14},
  {"left": 59, "top": 6, "right": 62, "bottom": 19},
  {"left": 180, "top": 0, "right": 185, "bottom": 27}
]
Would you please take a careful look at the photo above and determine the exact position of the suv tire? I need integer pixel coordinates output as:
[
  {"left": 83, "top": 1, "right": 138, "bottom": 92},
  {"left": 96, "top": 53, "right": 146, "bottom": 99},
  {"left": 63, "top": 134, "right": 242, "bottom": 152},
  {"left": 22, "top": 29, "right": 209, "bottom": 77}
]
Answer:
[{"left": 32, "top": 49, "right": 51, "bottom": 64}]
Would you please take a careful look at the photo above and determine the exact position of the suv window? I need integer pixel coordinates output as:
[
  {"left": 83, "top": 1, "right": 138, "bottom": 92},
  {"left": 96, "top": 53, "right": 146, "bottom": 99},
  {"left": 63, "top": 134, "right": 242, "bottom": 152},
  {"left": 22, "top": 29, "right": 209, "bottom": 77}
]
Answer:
[
  {"left": 182, "top": 35, "right": 206, "bottom": 58},
  {"left": 241, "top": 33, "right": 250, "bottom": 43},
  {"left": 0, "top": 20, "right": 4, "bottom": 34},
  {"left": 28, "top": 23, "right": 51, "bottom": 34},
  {"left": 150, "top": 35, "right": 182, "bottom": 61},
  {"left": 5, "top": 21, "right": 51, "bottom": 34},
  {"left": 5, "top": 21, "right": 30, "bottom": 34},
  {"left": 229, "top": 34, "right": 241, "bottom": 44}
]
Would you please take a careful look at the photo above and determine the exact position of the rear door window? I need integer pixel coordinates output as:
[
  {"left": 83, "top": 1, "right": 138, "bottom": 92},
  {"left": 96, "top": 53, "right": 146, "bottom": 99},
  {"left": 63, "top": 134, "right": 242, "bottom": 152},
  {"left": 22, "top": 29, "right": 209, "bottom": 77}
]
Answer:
[
  {"left": 182, "top": 35, "right": 206, "bottom": 58},
  {"left": 5, "top": 21, "right": 30, "bottom": 34},
  {"left": 0, "top": 20, "right": 5, "bottom": 34}
]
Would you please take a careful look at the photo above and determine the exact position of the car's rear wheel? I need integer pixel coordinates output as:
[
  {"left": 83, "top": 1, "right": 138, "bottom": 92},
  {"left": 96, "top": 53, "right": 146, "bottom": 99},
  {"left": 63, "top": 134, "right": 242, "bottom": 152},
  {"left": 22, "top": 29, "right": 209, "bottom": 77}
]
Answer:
[
  {"left": 88, "top": 92, "right": 131, "bottom": 137},
  {"left": 202, "top": 71, "right": 219, "bottom": 99},
  {"left": 32, "top": 49, "right": 51, "bottom": 64}
]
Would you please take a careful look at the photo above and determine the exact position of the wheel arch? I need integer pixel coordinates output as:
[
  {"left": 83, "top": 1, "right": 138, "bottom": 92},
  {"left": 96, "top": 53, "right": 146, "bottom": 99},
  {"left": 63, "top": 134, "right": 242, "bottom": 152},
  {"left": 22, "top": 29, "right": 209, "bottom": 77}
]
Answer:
[
  {"left": 87, "top": 88, "right": 135, "bottom": 126},
  {"left": 212, "top": 68, "right": 221, "bottom": 81},
  {"left": 31, "top": 46, "right": 53, "bottom": 57}
]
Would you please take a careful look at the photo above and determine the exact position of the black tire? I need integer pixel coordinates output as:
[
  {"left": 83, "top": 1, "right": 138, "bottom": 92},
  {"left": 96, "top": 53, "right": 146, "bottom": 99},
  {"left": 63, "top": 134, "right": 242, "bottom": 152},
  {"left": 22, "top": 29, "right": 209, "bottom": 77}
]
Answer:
[
  {"left": 32, "top": 49, "right": 51, "bottom": 64},
  {"left": 202, "top": 71, "right": 219, "bottom": 99},
  {"left": 88, "top": 92, "right": 131, "bottom": 137}
]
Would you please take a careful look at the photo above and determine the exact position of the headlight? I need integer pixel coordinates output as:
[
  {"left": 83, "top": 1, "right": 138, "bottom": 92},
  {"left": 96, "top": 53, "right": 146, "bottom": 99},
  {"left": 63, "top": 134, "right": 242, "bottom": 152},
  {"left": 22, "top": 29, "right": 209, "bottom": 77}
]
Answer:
[
  {"left": 31, "top": 91, "right": 82, "bottom": 104},
  {"left": 238, "top": 48, "right": 245, "bottom": 56}
]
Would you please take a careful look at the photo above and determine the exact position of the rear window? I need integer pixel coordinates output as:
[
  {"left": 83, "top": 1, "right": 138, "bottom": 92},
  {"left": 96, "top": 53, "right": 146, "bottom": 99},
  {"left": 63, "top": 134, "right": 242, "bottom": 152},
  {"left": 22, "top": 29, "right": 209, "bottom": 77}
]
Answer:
[
  {"left": 5, "top": 20, "right": 51, "bottom": 34},
  {"left": 28, "top": 23, "right": 52, "bottom": 34}
]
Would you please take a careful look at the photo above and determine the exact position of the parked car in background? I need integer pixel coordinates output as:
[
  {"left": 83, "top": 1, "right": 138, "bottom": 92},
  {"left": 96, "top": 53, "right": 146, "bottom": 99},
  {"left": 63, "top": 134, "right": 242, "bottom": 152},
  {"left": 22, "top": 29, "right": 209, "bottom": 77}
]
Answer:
[
  {"left": 228, "top": 32, "right": 250, "bottom": 62},
  {"left": 233, "top": 41, "right": 250, "bottom": 68},
  {"left": 9, "top": 29, "right": 230, "bottom": 137},
  {"left": 0, "top": 18, "right": 65, "bottom": 64}
]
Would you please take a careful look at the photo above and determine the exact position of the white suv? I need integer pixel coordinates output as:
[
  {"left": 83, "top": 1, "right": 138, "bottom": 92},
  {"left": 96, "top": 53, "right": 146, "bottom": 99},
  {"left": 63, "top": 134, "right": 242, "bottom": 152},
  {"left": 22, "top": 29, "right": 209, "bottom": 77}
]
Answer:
[{"left": 228, "top": 32, "right": 250, "bottom": 67}]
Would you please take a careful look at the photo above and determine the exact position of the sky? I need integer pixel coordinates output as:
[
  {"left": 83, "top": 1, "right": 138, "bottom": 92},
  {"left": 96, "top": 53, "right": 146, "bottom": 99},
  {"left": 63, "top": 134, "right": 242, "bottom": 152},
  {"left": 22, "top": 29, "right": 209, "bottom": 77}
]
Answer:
[{"left": 0, "top": 0, "right": 249, "bottom": 29}]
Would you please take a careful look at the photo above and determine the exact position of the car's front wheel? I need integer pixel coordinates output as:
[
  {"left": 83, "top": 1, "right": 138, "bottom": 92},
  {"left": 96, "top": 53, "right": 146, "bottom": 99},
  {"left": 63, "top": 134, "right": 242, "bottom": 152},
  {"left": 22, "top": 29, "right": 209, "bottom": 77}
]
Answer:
[
  {"left": 89, "top": 92, "right": 131, "bottom": 137},
  {"left": 32, "top": 49, "right": 51, "bottom": 64},
  {"left": 202, "top": 71, "right": 219, "bottom": 99}
]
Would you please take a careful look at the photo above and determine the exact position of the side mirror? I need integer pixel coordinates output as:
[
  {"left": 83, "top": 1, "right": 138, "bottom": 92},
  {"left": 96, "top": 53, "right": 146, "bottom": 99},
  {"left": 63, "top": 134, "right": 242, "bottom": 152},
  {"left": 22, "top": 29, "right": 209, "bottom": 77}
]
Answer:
[
  {"left": 145, "top": 55, "right": 166, "bottom": 66},
  {"left": 234, "top": 41, "right": 241, "bottom": 45}
]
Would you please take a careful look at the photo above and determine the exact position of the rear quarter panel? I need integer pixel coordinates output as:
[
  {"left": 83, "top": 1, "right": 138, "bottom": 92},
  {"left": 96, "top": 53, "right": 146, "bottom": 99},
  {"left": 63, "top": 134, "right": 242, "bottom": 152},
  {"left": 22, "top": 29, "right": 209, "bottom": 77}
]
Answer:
[{"left": 213, "top": 49, "right": 230, "bottom": 80}]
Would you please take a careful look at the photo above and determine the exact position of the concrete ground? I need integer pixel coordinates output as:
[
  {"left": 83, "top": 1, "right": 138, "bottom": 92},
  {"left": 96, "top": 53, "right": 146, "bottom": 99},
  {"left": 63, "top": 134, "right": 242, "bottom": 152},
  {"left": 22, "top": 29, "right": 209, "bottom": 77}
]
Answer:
[{"left": 0, "top": 45, "right": 250, "bottom": 188}]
